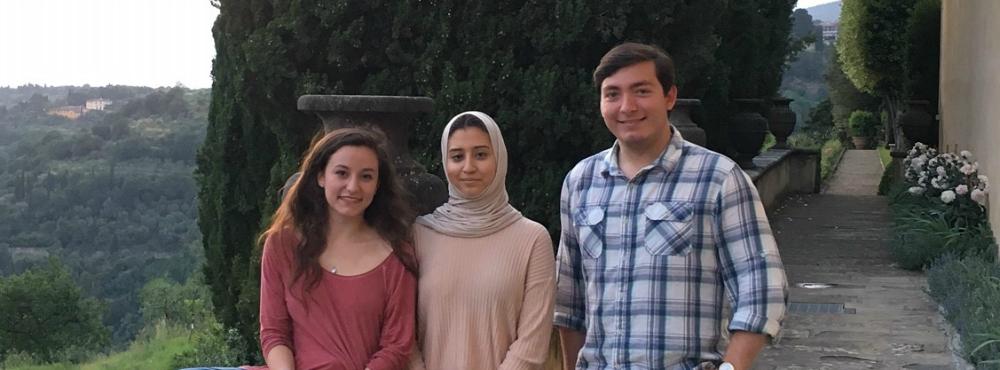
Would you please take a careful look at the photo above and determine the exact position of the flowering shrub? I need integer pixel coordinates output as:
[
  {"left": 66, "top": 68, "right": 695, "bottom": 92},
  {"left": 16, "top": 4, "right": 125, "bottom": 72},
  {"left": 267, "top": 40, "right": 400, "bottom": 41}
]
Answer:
[{"left": 904, "top": 142, "right": 990, "bottom": 207}]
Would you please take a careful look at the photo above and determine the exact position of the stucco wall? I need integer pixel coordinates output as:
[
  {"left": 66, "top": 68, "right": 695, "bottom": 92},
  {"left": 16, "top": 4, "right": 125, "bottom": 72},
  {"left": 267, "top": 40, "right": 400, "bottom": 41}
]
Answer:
[{"left": 940, "top": 0, "right": 1000, "bottom": 256}]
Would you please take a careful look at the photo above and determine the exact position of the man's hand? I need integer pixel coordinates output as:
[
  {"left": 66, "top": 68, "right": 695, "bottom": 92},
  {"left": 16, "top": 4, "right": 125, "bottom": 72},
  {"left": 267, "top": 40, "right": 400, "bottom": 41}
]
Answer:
[{"left": 557, "top": 327, "right": 586, "bottom": 370}]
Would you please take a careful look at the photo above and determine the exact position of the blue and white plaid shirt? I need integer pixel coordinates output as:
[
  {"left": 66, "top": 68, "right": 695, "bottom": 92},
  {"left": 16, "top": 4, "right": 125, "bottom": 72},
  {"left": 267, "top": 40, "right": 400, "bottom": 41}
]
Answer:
[{"left": 554, "top": 129, "right": 788, "bottom": 370}]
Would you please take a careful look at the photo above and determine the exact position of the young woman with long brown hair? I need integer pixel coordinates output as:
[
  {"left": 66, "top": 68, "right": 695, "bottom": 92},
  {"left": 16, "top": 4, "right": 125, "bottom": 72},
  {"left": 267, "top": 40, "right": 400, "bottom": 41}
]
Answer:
[{"left": 243, "top": 127, "right": 417, "bottom": 370}]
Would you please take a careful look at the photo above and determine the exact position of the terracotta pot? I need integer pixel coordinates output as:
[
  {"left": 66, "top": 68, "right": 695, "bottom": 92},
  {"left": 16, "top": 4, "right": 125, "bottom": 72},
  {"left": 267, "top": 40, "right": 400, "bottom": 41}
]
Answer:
[
  {"left": 669, "top": 99, "right": 707, "bottom": 147},
  {"left": 768, "top": 97, "right": 796, "bottom": 149},
  {"left": 851, "top": 136, "right": 869, "bottom": 150},
  {"left": 728, "top": 98, "right": 769, "bottom": 168}
]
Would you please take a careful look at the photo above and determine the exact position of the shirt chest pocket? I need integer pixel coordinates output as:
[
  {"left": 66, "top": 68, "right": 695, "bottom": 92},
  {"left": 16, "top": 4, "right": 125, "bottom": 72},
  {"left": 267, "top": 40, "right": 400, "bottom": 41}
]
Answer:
[
  {"left": 643, "top": 202, "right": 694, "bottom": 256},
  {"left": 574, "top": 207, "right": 606, "bottom": 259}
]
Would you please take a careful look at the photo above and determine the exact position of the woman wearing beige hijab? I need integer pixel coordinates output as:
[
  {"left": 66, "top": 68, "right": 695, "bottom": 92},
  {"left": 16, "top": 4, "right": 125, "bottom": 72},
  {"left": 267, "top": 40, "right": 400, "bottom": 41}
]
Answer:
[{"left": 411, "top": 111, "right": 556, "bottom": 370}]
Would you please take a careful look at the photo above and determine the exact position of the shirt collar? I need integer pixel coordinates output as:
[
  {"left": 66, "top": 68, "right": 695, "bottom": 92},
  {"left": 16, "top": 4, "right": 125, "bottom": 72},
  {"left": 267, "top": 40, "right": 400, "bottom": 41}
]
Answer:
[{"left": 601, "top": 126, "right": 685, "bottom": 179}]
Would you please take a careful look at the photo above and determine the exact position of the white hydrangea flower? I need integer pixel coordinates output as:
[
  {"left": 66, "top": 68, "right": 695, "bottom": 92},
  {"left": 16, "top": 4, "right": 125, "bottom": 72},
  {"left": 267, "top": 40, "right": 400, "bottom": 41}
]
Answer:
[
  {"left": 941, "top": 190, "right": 956, "bottom": 203},
  {"left": 908, "top": 186, "right": 926, "bottom": 195},
  {"left": 960, "top": 163, "right": 977, "bottom": 176},
  {"left": 937, "top": 166, "right": 947, "bottom": 176},
  {"left": 960, "top": 150, "right": 974, "bottom": 160},
  {"left": 971, "top": 189, "right": 988, "bottom": 206},
  {"left": 955, "top": 184, "right": 969, "bottom": 195},
  {"left": 932, "top": 177, "right": 949, "bottom": 190}
]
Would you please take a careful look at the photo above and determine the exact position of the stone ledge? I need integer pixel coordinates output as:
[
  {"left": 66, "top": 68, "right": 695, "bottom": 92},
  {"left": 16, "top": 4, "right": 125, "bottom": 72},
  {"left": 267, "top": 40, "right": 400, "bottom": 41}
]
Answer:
[{"left": 747, "top": 148, "right": 821, "bottom": 211}]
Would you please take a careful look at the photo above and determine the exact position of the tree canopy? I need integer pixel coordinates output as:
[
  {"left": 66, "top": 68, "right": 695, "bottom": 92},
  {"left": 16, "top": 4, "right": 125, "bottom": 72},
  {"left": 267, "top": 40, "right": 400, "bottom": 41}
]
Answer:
[
  {"left": 0, "top": 259, "right": 109, "bottom": 363},
  {"left": 0, "top": 85, "right": 208, "bottom": 347},
  {"left": 837, "top": 0, "right": 914, "bottom": 99}
]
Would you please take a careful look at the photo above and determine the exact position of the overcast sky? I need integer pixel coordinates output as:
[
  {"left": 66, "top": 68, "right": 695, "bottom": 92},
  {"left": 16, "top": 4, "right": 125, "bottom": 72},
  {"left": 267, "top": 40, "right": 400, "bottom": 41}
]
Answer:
[
  {"left": 0, "top": 0, "right": 834, "bottom": 89},
  {"left": 795, "top": 0, "right": 838, "bottom": 9},
  {"left": 0, "top": 0, "right": 218, "bottom": 89}
]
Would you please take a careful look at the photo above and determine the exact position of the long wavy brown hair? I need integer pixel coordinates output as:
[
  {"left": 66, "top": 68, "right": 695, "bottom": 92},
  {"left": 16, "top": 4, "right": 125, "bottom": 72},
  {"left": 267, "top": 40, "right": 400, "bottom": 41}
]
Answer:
[{"left": 261, "top": 128, "right": 417, "bottom": 293}]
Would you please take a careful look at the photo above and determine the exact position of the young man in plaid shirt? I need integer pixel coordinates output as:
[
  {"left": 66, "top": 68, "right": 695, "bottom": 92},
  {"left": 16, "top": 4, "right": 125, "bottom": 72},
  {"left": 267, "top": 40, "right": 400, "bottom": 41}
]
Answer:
[{"left": 554, "top": 42, "right": 788, "bottom": 370}]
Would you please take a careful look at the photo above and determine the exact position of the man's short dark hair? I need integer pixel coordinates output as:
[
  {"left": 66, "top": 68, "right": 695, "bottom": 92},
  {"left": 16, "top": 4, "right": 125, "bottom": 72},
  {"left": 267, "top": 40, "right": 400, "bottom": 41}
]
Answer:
[{"left": 593, "top": 42, "right": 676, "bottom": 94}]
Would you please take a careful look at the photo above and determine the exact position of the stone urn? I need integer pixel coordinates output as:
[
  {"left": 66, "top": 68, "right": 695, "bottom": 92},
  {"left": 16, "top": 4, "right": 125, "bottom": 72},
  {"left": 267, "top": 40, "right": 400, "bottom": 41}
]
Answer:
[
  {"left": 898, "top": 100, "right": 934, "bottom": 146},
  {"left": 669, "top": 99, "right": 707, "bottom": 147},
  {"left": 728, "top": 98, "right": 769, "bottom": 168},
  {"left": 767, "top": 97, "right": 796, "bottom": 149},
  {"left": 297, "top": 95, "right": 448, "bottom": 215}
]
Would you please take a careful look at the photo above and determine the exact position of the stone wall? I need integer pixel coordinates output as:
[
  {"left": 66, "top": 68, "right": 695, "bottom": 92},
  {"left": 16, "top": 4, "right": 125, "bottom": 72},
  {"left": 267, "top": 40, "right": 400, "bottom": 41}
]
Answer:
[
  {"left": 939, "top": 0, "right": 1000, "bottom": 257},
  {"left": 747, "top": 148, "right": 821, "bottom": 212}
]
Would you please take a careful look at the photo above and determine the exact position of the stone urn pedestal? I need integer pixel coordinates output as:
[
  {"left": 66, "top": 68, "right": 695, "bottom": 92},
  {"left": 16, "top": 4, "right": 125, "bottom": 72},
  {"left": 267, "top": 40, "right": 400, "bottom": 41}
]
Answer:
[
  {"left": 768, "top": 97, "right": 796, "bottom": 149},
  {"left": 297, "top": 95, "right": 448, "bottom": 215},
  {"left": 670, "top": 99, "right": 707, "bottom": 147},
  {"left": 728, "top": 98, "right": 769, "bottom": 169},
  {"left": 898, "top": 100, "right": 934, "bottom": 147}
]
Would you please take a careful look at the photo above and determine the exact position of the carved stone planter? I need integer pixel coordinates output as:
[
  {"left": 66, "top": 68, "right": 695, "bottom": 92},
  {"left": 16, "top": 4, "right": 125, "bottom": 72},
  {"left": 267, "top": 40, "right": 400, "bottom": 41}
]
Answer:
[
  {"left": 297, "top": 95, "right": 448, "bottom": 215},
  {"left": 898, "top": 99, "right": 934, "bottom": 146},
  {"left": 768, "top": 97, "right": 796, "bottom": 149},
  {"left": 728, "top": 98, "right": 769, "bottom": 169},
  {"left": 669, "top": 99, "right": 707, "bottom": 147}
]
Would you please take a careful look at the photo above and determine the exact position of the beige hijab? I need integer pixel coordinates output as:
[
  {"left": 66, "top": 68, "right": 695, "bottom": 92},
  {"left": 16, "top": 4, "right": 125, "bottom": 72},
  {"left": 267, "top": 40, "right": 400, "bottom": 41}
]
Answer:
[{"left": 416, "top": 111, "right": 522, "bottom": 238}]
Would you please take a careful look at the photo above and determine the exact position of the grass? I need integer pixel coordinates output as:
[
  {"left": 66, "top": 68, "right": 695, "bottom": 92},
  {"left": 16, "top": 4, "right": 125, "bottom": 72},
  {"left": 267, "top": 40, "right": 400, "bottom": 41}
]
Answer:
[
  {"left": 877, "top": 145, "right": 891, "bottom": 168},
  {"left": 5, "top": 325, "right": 195, "bottom": 370},
  {"left": 819, "top": 138, "right": 844, "bottom": 181}
]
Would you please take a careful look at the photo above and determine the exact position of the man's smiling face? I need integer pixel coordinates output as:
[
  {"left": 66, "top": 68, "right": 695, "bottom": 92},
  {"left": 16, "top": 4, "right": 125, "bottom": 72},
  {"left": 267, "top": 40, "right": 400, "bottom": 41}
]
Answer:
[{"left": 599, "top": 60, "right": 676, "bottom": 150}]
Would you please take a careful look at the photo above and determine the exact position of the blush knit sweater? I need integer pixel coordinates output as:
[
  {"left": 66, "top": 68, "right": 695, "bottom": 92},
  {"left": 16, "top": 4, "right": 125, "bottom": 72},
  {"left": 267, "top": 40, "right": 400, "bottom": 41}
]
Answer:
[{"left": 412, "top": 218, "right": 556, "bottom": 370}]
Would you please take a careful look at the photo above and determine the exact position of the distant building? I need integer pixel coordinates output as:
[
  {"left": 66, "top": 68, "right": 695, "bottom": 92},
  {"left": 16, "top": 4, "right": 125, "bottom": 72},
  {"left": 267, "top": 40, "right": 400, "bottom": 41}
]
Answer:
[
  {"left": 821, "top": 21, "right": 838, "bottom": 42},
  {"left": 85, "top": 98, "right": 112, "bottom": 111},
  {"left": 47, "top": 106, "right": 85, "bottom": 120}
]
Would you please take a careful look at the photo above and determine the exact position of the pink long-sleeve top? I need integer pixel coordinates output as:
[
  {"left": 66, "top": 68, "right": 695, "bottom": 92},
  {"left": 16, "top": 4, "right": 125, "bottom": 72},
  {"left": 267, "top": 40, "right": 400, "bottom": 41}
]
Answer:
[{"left": 258, "top": 230, "right": 416, "bottom": 370}]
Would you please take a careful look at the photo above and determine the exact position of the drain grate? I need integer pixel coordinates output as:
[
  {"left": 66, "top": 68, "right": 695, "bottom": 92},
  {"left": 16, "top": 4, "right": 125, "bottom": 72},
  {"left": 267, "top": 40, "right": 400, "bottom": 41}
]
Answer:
[{"left": 788, "top": 302, "right": 856, "bottom": 314}]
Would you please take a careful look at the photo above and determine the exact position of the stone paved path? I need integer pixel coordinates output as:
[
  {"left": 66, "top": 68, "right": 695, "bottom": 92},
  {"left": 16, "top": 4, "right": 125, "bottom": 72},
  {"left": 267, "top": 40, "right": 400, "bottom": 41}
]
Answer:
[{"left": 753, "top": 150, "right": 956, "bottom": 370}]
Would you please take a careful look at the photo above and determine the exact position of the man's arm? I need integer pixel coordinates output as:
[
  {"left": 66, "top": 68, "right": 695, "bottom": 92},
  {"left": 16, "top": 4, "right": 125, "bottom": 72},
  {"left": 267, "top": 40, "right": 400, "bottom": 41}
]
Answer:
[
  {"left": 721, "top": 331, "right": 768, "bottom": 370},
  {"left": 716, "top": 167, "right": 789, "bottom": 369},
  {"left": 558, "top": 328, "right": 585, "bottom": 370},
  {"left": 553, "top": 172, "right": 587, "bottom": 370}
]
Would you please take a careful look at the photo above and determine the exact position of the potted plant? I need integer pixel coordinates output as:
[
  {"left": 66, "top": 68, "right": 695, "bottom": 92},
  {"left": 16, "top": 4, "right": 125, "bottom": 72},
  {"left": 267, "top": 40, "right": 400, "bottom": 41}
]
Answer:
[{"left": 848, "top": 110, "right": 878, "bottom": 149}]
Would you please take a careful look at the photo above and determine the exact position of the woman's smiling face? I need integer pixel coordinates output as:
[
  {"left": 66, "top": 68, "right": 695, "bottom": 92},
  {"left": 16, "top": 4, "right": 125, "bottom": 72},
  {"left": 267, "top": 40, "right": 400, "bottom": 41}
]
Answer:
[
  {"left": 317, "top": 145, "right": 379, "bottom": 220},
  {"left": 445, "top": 127, "right": 497, "bottom": 198}
]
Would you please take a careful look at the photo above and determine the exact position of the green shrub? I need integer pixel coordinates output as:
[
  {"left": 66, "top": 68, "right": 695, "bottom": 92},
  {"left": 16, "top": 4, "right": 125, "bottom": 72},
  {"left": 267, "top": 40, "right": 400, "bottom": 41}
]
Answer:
[
  {"left": 787, "top": 132, "right": 822, "bottom": 150},
  {"left": 170, "top": 321, "right": 249, "bottom": 369},
  {"left": 819, "top": 137, "right": 845, "bottom": 180},
  {"left": 890, "top": 210, "right": 996, "bottom": 270},
  {"left": 761, "top": 133, "right": 776, "bottom": 152},
  {"left": 0, "top": 259, "right": 109, "bottom": 364},
  {"left": 889, "top": 189, "right": 996, "bottom": 271},
  {"left": 928, "top": 254, "right": 1000, "bottom": 367},
  {"left": 848, "top": 110, "right": 878, "bottom": 137},
  {"left": 877, "top": 158, "right": 898, "bottom": 195}
]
